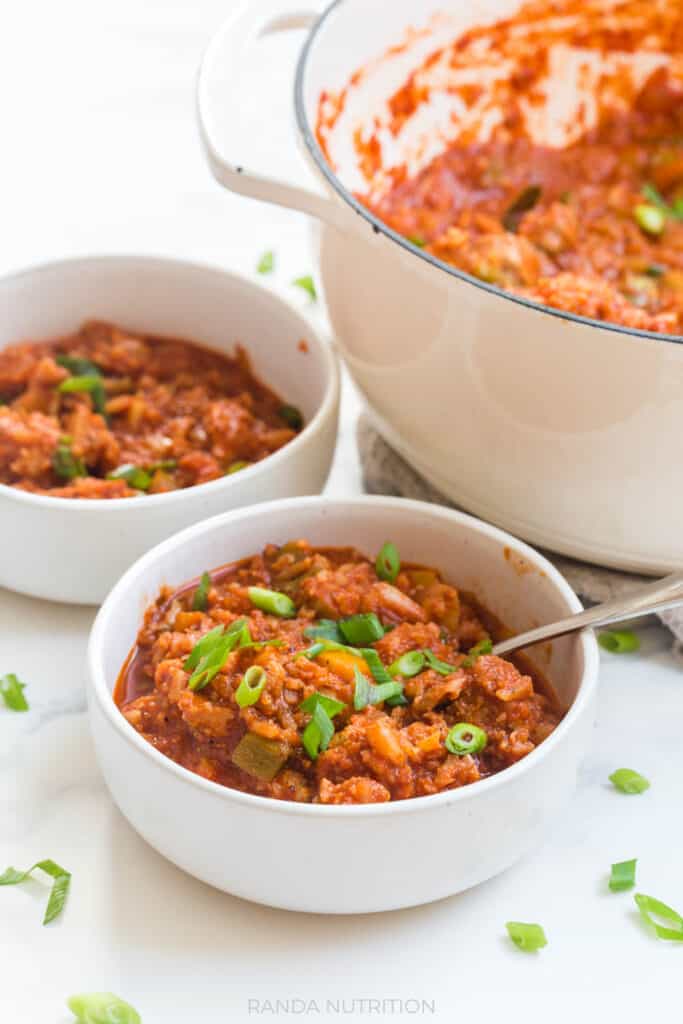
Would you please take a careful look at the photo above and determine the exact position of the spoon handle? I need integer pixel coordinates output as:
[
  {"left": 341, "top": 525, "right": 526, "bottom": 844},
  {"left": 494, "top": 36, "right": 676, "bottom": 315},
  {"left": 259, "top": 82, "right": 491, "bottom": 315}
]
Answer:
[{"left": 491, "top": 570, "right": 683, "bottom": 657}]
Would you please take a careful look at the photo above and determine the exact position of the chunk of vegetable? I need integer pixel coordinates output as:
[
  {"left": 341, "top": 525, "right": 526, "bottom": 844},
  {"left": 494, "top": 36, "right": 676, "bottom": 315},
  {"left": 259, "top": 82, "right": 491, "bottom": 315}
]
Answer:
[{"left": 231, "top": 733, "right": 290, "bottom": 781}]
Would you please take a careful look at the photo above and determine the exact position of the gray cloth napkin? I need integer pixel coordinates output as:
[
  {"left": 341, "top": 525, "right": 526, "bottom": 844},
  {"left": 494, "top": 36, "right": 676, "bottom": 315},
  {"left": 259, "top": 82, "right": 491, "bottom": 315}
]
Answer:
[{"left": 357, "top": 414, "right": 683, "bottom": 646}]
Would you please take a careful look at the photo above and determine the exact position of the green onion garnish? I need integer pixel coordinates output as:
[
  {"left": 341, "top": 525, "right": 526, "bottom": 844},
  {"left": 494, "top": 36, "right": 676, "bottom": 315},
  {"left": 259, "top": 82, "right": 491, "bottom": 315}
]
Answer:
[
  {"left": 58, "top": 373, "right": 107, "bottom": 417},
  {"left": 598, "top": 630, "right": 640, "bottom": 654},
  {"left": 0, "top": 859, "right": 71, "bottom": 924},
  {"left": 645, "top": 262, "right": 666, "bottom": 277},
  {"left": 609, "top": 768, "right": 650, "bottom": 794},
  {"left": 67, "top": 993, "right": 141, "bottom": 1024},
  {"left": 502, "top": 184, "right": 542, "bottom": 232},
  {"left": 300, "top": 691, "right": 346, "bottom": 717},
  {"left": 505, "top": 921, "right": 547, "bottom": 952},
  {"left": 359, "top": 648, "right": 393, "bottom": 685},
  {"left": 445, "top": 722, "right": 487, "bottom": 755},
  {"left": 634, "top": 203, "right": 665, "bottom": 236},
  {"left": 462, "top": 638, "right": 493, "bottom": 667},
  {"left": 609, "top": 858, "right": 637, "bottom": 892},
  {"left": 423, "top": 649, "right": 459, "bottom": 675},
  {"left": 279, "top": 404, "right": 304, "bottom": 431},
  {"left": 227, "top": 460, "right": 251, "bottom": 474},
  {"left": 407, "top": 235, "right": 426, "bottom": 248},
  {"left": 375, "top": 541, "right": 400, "bottom": 583},
  {"left": 235, "top": 665, "right": 267, "bottom": 708},
  {"left": 248, "top": 586, "right": 296, "bottom": 618},
  {"left": 191, "top": 571, "right": 211, "bottom": 612},
  {"left": 257, "top": 250, "right": 275, "bottom": 274},
  {"left": 56, "top": 354, "right": 101, "bottom": 377},
  {"left": 52, "top": 438, "right": 86, "bottom": 481},
  {"left": 107, "top": 464, "right": 152, "bottom": 491},
  {"left": 149, "top": 458, "right": 177, "bottom": 472},
  {"left": 0, "top": 673, "right": 29, "bottom": 711},
  {"left": 634, "top": 893, "right": 683, "bottom": 941},
  {"left": 183, "top": 626, "right": 242, "bottom": 691},
  {"left": 293, "top": 642, "right": 326, "bottom": 661},
  {"left": 300, "top": 691, "right": 345, "bottom": 759},
  {"left": 292, "top": 275, "right": 317, "bottom": 301},
  {"left": 353, "top": 667, "right": 404, "bottom": 711},
  {"left": 183, "top": 625, "right": 226, "bottom": 670},
  {"left": 303, "top": 620, "right": 343, "bottom": 643},
  {"left": 339, "top": 613, "right": 384, "bottom": 645},
  {"left": 389, "top": 650, "right": 426, "bottom": 678}
]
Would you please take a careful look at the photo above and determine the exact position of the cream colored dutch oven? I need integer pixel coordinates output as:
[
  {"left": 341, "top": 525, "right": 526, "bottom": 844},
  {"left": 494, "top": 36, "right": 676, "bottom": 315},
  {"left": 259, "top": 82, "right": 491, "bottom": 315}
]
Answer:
[{"left": 198, "top": 0, "right": 683, "bottom": 576}]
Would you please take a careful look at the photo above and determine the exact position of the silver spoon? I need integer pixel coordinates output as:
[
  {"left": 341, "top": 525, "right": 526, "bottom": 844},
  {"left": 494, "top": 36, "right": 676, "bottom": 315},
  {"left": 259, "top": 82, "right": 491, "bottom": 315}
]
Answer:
[{"left": 492, "top": 570, "right": 683, "bottom": 657}]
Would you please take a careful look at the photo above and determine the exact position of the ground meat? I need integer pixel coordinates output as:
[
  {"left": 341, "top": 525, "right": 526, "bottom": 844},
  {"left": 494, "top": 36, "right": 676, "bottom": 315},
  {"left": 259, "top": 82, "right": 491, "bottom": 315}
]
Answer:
[
  {"left": 0, "top": 320, "right": 302, "bottom": 497},
  {"left": 116, "top": 541, "right": 562, "bottom": 804}
]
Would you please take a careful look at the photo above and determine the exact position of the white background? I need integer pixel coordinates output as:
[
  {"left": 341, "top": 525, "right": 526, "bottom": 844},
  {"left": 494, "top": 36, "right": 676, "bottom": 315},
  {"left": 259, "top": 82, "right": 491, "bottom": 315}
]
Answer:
[{"left": 0, "top": 2, "right": 681, "bottom": 1022}]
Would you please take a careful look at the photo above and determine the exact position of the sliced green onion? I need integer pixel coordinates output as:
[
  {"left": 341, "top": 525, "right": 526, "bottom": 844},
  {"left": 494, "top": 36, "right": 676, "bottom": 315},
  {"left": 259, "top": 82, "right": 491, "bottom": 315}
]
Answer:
[
  {"left": 445, "top": 722, "right": 487, "bottom": 755},
  {"left": 375, "top": 541, "right": 400, "bottom": 583},
  {"left": 634, "top": 893, "right": 683, "bottom": 941},
  {"left": 56, "top": 354, "right": 101, "bottom": 377},
  {"left": 0, "top": 673, "right": 29, "bottom": 711},
  {"left": 293, "top": 642, "right": 326, "bottom": 661},
  {"left": 107, "top": 464, "right": 152, "bottom": 491},
  {"left": 645, "top": 262, "right": 666, "bottom": 277},
  {"left": 183, "top": 627, "right": 242, "bottom": 691},
  {"left": 0, "top": 858, "right": 71, "bottom": 925},
  {"left": 183, "top": 625, "right": 225, "bottom": 671},
  {"left": 58, "top": 374, "right": 107, "bottom": 417},
  {"left": 279, "top": 404, "right": 303, "bottom": 431},
  {"left": 300, "top": 691, "right": 346, "bottom": 717},
  {"left": 339, "top": 613, "right": 384, "bottom": 645},
  {"left": 248, "top": 586, "right": 296, "bottom": 618},
  {"left": 598, "top": 630, "right": 640, "bottom": 654},
  {"left": 226, "top": 460, "right": 251, "bottom": 474},
  {"left": 303, "top": 620, "right": 343, "bottom": 643},
  {"left": 389, "top": 650, "right": 426, "bottom": 678},
  {"left": 257, "top": 250, "right": 275, "bottom": 274},
  {"left": 634, "top": 203, "right": 665, "bottom": 236},
  {"left": 191, "top": 571, "right": 211, "bottom": 612},
  {"left": 407, "top": 235, "right": 426, "bottom": 248},
  {"left": 505, "top": 921, "right": 547, "bottom": 952},
  {"left": 292, "top": 275, "right": 317, "bottom": 301},
  {"left": 423, "top": 649, "right": 459, "bottom": 675},
  {"left": 52, "top": 439, "right": 86, "bottom": 481},
  {"left": 359, "top": 648, "right": 393, "bottom": 685},
  {"left": 609, "top": 858, "right": 637, "bottom": 892},
  {"left": 353, "top": 667, "right": 404, "bottom": 711},
  {"left": 462, "top": 637, "right": 493, "bottom": 667},
  {"left": 609, "top": 768, "right": 650, "bottom": 794},
  {"left": 235, "top": 665, "right": 267, "bottom": 708},
  {"left": 502, "top": 184, "right": 542, "bottom": 232},
  {"left": 149, "top": 458, "right": 177, "bottom": 472},
  {"left": 67, "top": 993, "right": 141, "bottom": 1024},
  {"left": 300, "top": 691, "right": 344, "bottom": 759}
]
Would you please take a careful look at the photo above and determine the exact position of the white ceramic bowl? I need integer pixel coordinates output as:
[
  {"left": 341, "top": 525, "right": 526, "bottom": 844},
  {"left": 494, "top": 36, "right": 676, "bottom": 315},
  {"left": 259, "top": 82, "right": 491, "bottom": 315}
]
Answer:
[
  {"left": 88, "top": 496, "right": 599, "bottom": 914},
  {"left": 198, "top": 0, "right": 683, "bottom": 575},
  {"left": 0, "top": 255, "right": 339, "bottom": 604}
]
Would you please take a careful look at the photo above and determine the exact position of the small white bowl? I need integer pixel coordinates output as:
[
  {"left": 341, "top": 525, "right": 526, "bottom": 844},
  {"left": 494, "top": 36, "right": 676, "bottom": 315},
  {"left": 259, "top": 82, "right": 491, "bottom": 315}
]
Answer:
[
  {"left": 88, "top": 496, "right": 599, "bottom": 914},
  {"left": 0, "top": 255, "right": 339, "bottom": 604}
]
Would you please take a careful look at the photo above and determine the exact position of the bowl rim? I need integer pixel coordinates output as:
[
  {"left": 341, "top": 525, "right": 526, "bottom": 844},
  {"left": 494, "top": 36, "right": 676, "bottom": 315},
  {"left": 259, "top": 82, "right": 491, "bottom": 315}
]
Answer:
[
  {"left": 88, "top": 494, "right": 600, "bottom": 818},
  {"left": 0, "top": 252, "right": 340, "bottom": 512},
  {"left": 293, "top": 0, "right": 683, "bottom": 347}
]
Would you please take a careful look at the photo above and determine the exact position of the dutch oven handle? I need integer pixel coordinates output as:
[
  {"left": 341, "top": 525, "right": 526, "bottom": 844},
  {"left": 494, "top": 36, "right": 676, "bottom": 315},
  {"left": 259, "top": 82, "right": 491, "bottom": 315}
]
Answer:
[{"left": 197, "top": 0, "right": 348, "bottom": 229}]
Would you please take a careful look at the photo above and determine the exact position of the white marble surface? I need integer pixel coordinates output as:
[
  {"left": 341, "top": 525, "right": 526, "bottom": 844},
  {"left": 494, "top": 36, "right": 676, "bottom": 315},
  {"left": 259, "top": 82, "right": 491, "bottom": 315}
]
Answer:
[{"left": 0, "top": 2, "right": 680, "bottom": 1021}]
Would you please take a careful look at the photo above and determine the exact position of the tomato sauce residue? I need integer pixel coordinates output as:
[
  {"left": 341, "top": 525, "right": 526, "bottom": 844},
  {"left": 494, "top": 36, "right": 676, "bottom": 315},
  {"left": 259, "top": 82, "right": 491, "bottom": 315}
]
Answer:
[{"left": 316, "top": 0, "right": 683, "bottom": 334}]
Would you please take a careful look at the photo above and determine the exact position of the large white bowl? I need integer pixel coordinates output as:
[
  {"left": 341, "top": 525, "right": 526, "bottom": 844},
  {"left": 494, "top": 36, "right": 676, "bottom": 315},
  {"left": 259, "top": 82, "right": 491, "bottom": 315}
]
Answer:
[
  {"left": 198, "top": 0, "right": 683, "bottom": 575},
  {"left": 88, "top": 496, "right": 599, "bottom": 914},
  {"left": 0, "top": 255, "right": 339, "bottom": 604}
]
